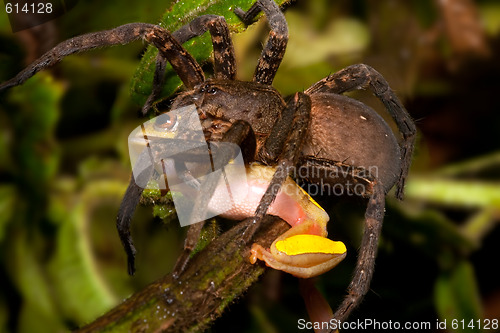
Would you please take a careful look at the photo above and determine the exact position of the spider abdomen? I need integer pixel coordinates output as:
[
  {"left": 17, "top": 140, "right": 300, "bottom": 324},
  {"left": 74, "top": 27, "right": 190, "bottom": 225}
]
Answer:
[{"left": 303, "top": 93, "right": 401, "bottom": 191}]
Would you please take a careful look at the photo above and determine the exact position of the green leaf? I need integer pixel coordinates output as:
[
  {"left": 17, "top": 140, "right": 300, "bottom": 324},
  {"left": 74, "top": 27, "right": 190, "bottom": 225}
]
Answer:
[
  {"left": 17, "top": 301, "right": 65, "bottom": 333},
  {"left": 434, "top": 260, "right": 483, "bottom": 333},
  {"left": 131, "top": 0, "right": 287, "bottom": 105},
  {"left": 405, "top": 177, "right": 500, "bottom": 209},
  {"left": 6, "top": 230, "right": 65, "bottom": 333},
  {"left": 7, "top": 73, "right": 63, "bottom": 194},
  {"left": 47, "top": 179, "right": 128, "bottom": 324}
]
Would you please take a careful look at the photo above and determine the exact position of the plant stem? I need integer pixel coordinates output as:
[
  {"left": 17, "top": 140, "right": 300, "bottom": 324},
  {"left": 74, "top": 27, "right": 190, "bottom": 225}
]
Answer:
[{"left": 76, "top": 216, "right": 289, "bottom": 333}]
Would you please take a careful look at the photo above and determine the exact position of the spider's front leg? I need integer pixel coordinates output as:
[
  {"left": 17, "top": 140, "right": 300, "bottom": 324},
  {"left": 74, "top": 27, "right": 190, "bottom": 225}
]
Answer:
[
  {"left": 117, "top": 150, "right": 155, "bottom": 275},
  {"left": 0, "top": 23, "right": 205, "bottom": 92},
  {"left": 299, "top": 157, "right": 386, "bottom": 325},
  {"left": 241, "top": 91, "right": 312, "bottom": 242},
  {"left": 0, "top": 23, "right": 150, "bottom": 90},
  {"left": 144, "top": 14, "right": 238, "bottom": 114}
]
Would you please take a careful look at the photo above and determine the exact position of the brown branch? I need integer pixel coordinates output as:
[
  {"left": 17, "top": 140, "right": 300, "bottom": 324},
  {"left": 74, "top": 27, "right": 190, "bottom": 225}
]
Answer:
[{"left": 76, "top": 216, "right": 289, "bottom": 333}]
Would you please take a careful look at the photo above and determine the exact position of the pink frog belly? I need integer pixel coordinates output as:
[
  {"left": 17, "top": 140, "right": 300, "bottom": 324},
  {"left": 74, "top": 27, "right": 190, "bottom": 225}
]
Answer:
[{"left": 208, "top": 163, "right": 329, "bottom": 236}]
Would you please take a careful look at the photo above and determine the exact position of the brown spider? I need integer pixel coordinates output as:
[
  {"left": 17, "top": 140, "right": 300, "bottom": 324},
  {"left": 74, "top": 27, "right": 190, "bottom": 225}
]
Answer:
[{"left": 0, "top": 0, "right": 416, "bottom": 324}]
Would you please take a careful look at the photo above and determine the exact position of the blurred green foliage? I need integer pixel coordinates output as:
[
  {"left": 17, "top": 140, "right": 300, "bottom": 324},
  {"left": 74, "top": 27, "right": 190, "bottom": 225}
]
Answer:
[{"left": 0, "top": 0, "right": 500, "bottom": 332}]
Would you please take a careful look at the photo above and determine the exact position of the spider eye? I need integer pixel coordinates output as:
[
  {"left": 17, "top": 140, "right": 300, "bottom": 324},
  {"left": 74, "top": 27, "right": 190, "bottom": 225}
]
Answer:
[
  {"left": 199, "top": 84, "right": 217, "bottom": 95},
  {"left": 200, "top": 84, "right": 210, "bottom": 93},
  {"left": 154, "top": 113, "right": 178, "bottom": 132}
]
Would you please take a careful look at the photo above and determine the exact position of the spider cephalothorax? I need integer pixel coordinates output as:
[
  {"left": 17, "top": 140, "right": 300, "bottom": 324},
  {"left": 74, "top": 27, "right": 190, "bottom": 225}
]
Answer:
[{"left": 0, "top": 0, "right": 416, "bottom": 325}]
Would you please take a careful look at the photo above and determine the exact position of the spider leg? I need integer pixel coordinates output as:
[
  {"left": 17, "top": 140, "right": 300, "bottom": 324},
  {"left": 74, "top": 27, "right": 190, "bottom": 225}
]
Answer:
[
  {"left": 242, "top": 92, "right": 311, "bottom": 242},
  {"left": 116, "top": 177, "right": 144, "bottom": 276},
  {"left": 305, "top": 64, "right": 416, "bottom": 199},
  {"left": 0, "top": 23, "right": 203, "bottom": 93},
  {"left": 145, "top": 26, "right": 204, "bottom": 90},
  {"left": 143, "top": 15, "right": 237, "bottom": 114},
  {"left": 116, "top": 148, "right": 155, "bottom": 275},
  {"left": 142, "top": 53, "right": 167, "bottom": 115},
  {"left": 172, "top": 120, "right": 256, "bottom": 278},
  {"left": 298, "top": 156, "right": 385, "bottom": 325},
  {"left": 334, "top": 181, "right": 384, "bottom": 324},
  {"left": 235, "top": 0, "right": 288, "bottom": 85},
  {"left": 259, "top": 93, "right": 302, "bottom": 164},
  {"left": 0, "top": 23, "right": 150, "bottom": 90},
  {"left": 174, "top": 15, "right": 236, "bottom": 80}
]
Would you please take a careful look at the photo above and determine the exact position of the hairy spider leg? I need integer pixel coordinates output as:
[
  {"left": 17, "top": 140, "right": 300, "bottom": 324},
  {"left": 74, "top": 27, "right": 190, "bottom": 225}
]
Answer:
[
  {"left": 298, "top": 157, "right": 385, "bottom": 325},
  {"left": 145, "top": 26, "right": 204, "bottom": 89},
  {"left": 117, "top": 149, "right": 155, "bottom": 275},
  {"left": 0, "top": 23, "right": 148, "bottom": 90},
  {"left": 235, "top": 0, "right": 288, "bottom": 85},
  {"left": 305, "top": 64, "right": 416, "bottom": 199},
  {"left": 335, "top": 181, "right": 384, "bottom": 325},
  {"left": 175, "top": 15, "right": 237, "bottom": 81},
  {"left": 242, "top": 92, "right": 311, "bottom": 242},
  {"left": 144, "top": 15, "right": 238, "bottom": 114}
]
